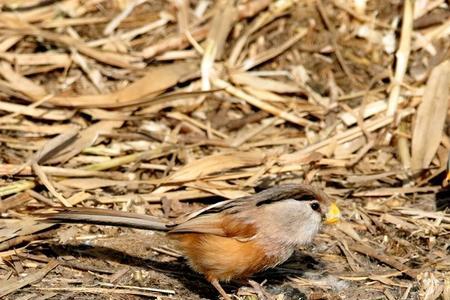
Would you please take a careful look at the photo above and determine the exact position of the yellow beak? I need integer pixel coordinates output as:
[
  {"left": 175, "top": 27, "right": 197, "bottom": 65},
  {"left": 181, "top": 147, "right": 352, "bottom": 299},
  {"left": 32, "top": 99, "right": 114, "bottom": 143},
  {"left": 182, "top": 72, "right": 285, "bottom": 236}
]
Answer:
[{"left": 324, "top": 202, "right": 341, "bottom": 224}]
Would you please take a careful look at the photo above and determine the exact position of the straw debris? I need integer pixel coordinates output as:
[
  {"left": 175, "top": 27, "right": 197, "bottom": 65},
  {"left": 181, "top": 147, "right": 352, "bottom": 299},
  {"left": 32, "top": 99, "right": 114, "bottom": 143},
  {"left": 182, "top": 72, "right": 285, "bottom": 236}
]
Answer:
[{"left": 0, "top": 0, "right": 449, "bottom": 299}]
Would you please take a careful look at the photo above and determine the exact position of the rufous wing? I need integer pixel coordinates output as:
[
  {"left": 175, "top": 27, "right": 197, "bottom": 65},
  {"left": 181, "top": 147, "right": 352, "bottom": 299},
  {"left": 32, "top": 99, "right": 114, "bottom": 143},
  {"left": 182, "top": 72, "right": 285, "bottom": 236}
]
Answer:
[{"left": 168, "top": 214, "right": 257, "bottom": 240}]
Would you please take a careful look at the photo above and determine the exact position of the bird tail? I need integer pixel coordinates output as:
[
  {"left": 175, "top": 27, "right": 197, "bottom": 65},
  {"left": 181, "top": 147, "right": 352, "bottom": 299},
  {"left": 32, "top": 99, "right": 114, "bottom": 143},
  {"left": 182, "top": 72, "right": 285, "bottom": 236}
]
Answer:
[{"left": 35, "top": 207, "right": 169, "bottom": 231}]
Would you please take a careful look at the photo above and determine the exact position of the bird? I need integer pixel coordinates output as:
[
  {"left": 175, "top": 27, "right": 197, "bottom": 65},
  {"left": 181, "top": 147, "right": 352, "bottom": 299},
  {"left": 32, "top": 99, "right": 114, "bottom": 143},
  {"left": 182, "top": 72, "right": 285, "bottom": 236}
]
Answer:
[{"left": 36, "top": 184, "right": 341, "bottom": 300}]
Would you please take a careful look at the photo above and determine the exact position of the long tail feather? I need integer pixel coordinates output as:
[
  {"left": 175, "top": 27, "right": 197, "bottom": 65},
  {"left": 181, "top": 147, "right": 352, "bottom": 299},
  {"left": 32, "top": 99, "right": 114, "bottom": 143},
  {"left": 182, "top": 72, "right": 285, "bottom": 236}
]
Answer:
[{"left": 35, "top": 207, "right": 169, "bottom": 231}]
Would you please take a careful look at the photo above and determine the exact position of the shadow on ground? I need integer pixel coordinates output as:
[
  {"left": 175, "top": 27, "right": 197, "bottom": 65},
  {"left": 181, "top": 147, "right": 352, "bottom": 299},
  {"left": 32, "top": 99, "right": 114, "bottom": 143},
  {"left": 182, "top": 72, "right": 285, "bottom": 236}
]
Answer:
[{"left": 36, "top": 243, "right": 317, "bottom": 299}]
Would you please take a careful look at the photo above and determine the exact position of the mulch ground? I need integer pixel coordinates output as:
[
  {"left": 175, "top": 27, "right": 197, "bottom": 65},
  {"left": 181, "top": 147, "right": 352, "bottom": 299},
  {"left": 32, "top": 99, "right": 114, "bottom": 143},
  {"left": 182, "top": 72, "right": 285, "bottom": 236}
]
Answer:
[{"left": 0, "top": 0, "right": 449, "bottom": 299}]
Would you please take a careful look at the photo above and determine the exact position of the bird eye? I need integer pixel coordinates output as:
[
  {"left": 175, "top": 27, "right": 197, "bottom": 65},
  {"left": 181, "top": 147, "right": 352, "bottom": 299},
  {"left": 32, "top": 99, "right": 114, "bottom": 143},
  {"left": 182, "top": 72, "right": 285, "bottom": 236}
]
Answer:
[{"left": 310, "top": 202, "right": 320, "bottom": 211}]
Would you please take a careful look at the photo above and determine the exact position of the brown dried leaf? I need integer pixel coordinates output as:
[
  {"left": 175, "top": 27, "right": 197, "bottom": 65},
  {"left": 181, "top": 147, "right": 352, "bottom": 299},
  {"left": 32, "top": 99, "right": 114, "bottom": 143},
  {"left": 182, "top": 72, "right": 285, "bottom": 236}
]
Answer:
[
  {"left": 411, "top": 60, "right": 450, "bottom": 170},
  {"left": 0, "top": 61, "right": 47, "bottom": 100},
  {"left": 57, "top": 178, "right": 129, "bottom": 190},
  {"left": 160, "top": 151, "right": 266, "bottom": 184},
  {"left": 230, "top": 72, "right": 301, "bottom": 94},
  {"left": 47, "top": 120, "right": 123, "bottom": 164},
  {"left": 0, "top": 261, "right": 58, "bottom": 298},
  {"left": 49, "top": 62, "right": 198, "bottom": 107},
  {"left": 0, "top": 101, "right": 75, "bottom": 121},
  {"left": 0, "top": 218, "right": 53, "bottom": 244}
]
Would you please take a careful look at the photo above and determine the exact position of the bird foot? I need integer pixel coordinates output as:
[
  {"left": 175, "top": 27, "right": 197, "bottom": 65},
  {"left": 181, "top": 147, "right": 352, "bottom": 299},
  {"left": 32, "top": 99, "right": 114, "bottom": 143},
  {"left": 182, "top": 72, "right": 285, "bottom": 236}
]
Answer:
[{"left": 210, "top": 278, "right": 232, "bottom": 300}]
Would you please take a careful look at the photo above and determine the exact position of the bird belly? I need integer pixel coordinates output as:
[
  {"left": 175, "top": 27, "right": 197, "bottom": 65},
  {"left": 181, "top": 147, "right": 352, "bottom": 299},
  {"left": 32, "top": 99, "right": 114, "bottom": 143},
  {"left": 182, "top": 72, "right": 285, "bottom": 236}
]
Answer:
[{"left": 171, "top": 233, "right": 280, "bottom": 282}]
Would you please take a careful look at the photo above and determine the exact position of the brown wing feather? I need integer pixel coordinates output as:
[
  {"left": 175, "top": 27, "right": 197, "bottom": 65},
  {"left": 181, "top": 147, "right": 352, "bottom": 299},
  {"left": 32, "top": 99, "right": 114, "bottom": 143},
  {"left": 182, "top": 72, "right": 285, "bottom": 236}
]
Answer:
[
  {"left": 169, "top": 214, "right": 257, "bottom": 239},
  {"left": 168, "top": 214, "right": 226, "bottom": 236}
]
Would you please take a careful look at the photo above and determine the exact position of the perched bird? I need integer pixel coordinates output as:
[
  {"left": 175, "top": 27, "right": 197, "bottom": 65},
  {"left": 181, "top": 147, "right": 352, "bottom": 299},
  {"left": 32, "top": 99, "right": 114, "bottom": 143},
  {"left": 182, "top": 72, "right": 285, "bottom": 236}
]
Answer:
[{"left": 37, "top": 184, "right": 340, "bottom": 300}]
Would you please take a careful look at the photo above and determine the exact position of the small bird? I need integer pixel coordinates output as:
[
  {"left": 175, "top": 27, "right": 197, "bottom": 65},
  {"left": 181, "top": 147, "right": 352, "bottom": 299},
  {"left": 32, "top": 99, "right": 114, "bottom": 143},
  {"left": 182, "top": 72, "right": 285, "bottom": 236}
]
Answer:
[{"left": 37, "top": 184, "right": 340, "bottom": 300}]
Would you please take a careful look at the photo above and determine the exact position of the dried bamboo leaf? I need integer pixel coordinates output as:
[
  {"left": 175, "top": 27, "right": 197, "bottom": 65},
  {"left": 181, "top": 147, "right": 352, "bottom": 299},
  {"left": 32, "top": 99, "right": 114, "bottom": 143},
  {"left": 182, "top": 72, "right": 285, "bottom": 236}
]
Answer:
[
  {"left": 201, "top": 0, "right": 237, "bottom": 89},
  {"left": 185, "top": 182, "right": 250, "bottom": 199},
  {"left": 96, "top": 190, "right": 216, "bottom": 203},
  {"left": 57, "top": 178, "right": 130, "bottom": 190},
  {"left": 18, "top": 27, "right": 143, "bottom": 69},
  {"left": 81, "top": 146, "right": 174, "bottom": 172},
  {"left": 0, "top": 218, "right": 53, "bottom": 244},
  {"left": 338, "top": 100, "right": 393, "bottom": 126},
  {"left": 230, "top": 72, "right": 301, "bottom": 94},
  {"left": 32, "top": 162, "right": 72, "bottom": 207},
  {"left": 139, "top": 0, "right": 271, "bottom": 59},
  {"left": 411, "top": 60, "right": 450, "bottom": 170},
  {"left": 160, "top": 151, "right": 266, "bottom": 184},
  {"left": 103, "top": 0, "right": 146, "bottom": 35},
  {"left": 0, "top": 61, "right": 47, "bottom": 101},
  {"left": 0, "top": 164, "right": 127, "bottom": 179},
  {"left": 0, "top": 180, "right": 35, "bottom": 198},
  {"left": 0, "top": 124, "right": 74, "bottom": 135},
  {"left": 386, "top": 0, "right": 413, "bottom": 116},
  {"left": 280, "top": 112, "right": 413, "bottom": 162},
  {"left": 0, "top": 0, "right": 83, "bottom": 24},
  {"left": 139, "top": 25, "right": 209, "bottom": 59},
  {"left": 0, "top": 52, "right": 71, "bottom": 66},
  {"left": 29, "top": 126, "right": 80, "bottom": 165},
  {"left": 213, "top": 77, "right": 317, "bottom": 128},
  {"left": 380, "top": 214, "right": 417, "bottom": 231},
  {"left": 48, "top": 62, "right": 198, "bottom": 107},
  {"left": 242, "top": 87, "right": 287, "bottom": 102},
  {"left": 239, "top": 28, "right": 308, "bottom": 71},
  {"left": 228, "top": 0, "right": 294, "bottom": 66},
  {"left": 353, "top": 186, "right": 439, "bottom": 196},
  {"left": 349, "top": 242, "right": 419, "bottom": 278},
  {"left": 167, "top": 111, "right": 228, "bottom": 139},
  {"left": 46, "top": 120, "right": 123, "bottom": 164},
  {"left": 0, "top": 101, "right": 75, "bottom": 121},
  {"left": 0, "top": 261, "right": 58, "bottom": 298},
  {"left": 229, "top": 117, "right": 284, "bottom": 147},
  {"left": 9, "top": 125, "right": 79, "bottom": 181}
]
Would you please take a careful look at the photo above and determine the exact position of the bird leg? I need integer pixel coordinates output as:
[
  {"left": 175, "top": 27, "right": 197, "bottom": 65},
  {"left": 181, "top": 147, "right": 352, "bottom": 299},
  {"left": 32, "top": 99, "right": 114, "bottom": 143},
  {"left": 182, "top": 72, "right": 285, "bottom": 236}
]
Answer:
[{"left": 209, "top": 278, "right": 231, "bottom": 300}]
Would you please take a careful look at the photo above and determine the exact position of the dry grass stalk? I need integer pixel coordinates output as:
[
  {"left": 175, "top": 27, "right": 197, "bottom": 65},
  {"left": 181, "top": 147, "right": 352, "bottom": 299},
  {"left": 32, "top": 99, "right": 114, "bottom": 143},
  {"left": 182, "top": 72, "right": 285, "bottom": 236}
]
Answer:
[{"left": 386, "top": 0, "right": 413, "bottom": 116}]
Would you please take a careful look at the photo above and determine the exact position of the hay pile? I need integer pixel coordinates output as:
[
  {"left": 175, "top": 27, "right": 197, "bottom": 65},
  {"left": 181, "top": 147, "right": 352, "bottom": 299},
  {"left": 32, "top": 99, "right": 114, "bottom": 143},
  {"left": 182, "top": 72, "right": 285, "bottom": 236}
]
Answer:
[{"left": 0, "top": 0, "right": 449, "bottom": 299}]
